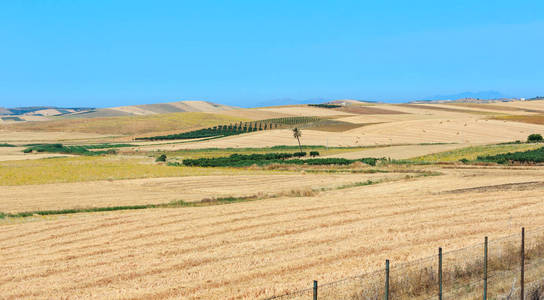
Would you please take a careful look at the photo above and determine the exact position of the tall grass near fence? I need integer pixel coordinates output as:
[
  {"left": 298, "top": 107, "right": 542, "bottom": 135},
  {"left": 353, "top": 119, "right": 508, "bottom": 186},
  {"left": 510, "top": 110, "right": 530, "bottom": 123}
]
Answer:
[{"left": 268, "top": 227, "right": 544, "bottom": 300}]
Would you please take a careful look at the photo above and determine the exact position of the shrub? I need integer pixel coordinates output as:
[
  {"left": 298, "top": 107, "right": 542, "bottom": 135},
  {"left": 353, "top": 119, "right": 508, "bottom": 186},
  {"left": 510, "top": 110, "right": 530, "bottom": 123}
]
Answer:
[
  {"left": 527, "top": 134, "right": 543, "bottom": 143},
  {"left": 476, "top": 147, "right": 544, "bottom": 164},
  {"left": 22, "top": 143, "right": 129, "bottom": 156},
  {"left": 180, "top": 153, "right": 384, "bottom": 167},
  {"left": 260, "top": 116, "right": 321, "bottom": 126},
  {"left": 308, "top": 104, "right": 341, "bottom": 108},
  {"left": 309, "top": 151, "right": 320, "bottom": 157},
  {"left": 156, "top": 154, "right": 167, "bottom": 162},
  {"left": 293, "top": 152, "right": 307, "bottom": 157}
]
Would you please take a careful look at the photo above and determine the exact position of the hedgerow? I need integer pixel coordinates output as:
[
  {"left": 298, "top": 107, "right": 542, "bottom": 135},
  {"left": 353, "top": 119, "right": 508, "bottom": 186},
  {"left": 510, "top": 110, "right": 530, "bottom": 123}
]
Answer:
[
  {"left": 308, "top": 104, "right": 341, "bottom": 108},
  {"left": 22, "top": 143, "right": 133, "bottom": 156},
  {"left": 527, "top": 133, "right": 544, "bottom": 143},
  {"left": 261, "top": 116, "right": 321, "bottom": 125},
  {"left": 136, "top": 122, "right": 275, "bottom": 141},
  {"left": 137, "top": 117, "right": 323, "bottom": 141},
  {"left": 476, "top": 147, "right": 544, "bottom": 164},
  {"left": 0, "top": 143, "right": 16, "bottom": 147},
  {"left": 293, "top": 152, "right": 307, "bottom": 157},
  {"left": 179, "top": 153, "right": 382, "bottom": 167}
]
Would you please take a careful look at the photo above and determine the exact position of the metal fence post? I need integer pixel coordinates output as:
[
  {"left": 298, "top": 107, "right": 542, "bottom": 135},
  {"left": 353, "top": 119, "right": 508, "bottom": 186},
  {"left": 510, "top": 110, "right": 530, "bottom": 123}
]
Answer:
[
  {"left": 313, "top": 280, "right": 318, "bottom": 300},
  {"left": 439, "top": 247, "right": 443, "bottom": 300},
  {"left": 385, "top": 259, "right": 390, "bottom": 300},
  {"left": 521, "top": 227, "right": 525, "bottom": 300},
  {"left": 484, "top": 236, "right": 488, "bottom": 300}
]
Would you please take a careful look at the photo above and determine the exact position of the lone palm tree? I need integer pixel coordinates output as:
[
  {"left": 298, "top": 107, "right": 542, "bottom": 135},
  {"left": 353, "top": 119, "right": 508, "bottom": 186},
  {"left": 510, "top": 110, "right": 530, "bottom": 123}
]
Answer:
[{"left": 292, "top": 127, "right": 302, "bottom": 153}]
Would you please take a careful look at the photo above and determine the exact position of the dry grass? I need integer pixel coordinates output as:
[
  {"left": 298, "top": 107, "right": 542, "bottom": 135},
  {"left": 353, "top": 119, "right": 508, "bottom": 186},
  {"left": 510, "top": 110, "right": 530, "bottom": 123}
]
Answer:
[
  {"left": 412, "top": 143, "right": 543, "bottom": 162},
  {"left": 334, "top": 105, "right": 408, "bottom": 115},
  {"left": 399, "top": 104, "right": 496, "bottom": 115},
  {"left": 446, "top": 102, "right": 529, "bottom": 112},
  {"left": 0, "top": 156, "right": 278, "bottom": 186},
  {"left": 217, "top": 108, "right": 295, "bottom": 120},
  {"left": 0, "top": 130, "right": 109, "bottom": 142},
  {"left": 0, "top": 172, "right": 401, "bottom": 213},
  {"left": 258, "top": 106, "right": 354, "bottom": 117},
  {"left": 345, "top": 118, "right": 544, "bottom": 145},
  {"left": 1, "top": 112, "right": 248, "bottom": 136},
  {"left": 133, "top": 116, "right": 544, "bottom": 151},
  {"left": 324, "top": 143, "right": 467, "bottom": 160},
  {"left": 2, "top": 167, "right": 544, "bottom": 298},
  {"left": 0, "top": 146, "right": 76, "bottom": 161}
]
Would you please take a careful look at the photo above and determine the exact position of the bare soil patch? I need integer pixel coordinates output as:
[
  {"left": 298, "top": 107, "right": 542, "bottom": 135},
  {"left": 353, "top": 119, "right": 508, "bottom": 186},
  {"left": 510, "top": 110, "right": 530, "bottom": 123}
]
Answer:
[{"left": 443, "top": 181, "right": 544, "bottom": 194}]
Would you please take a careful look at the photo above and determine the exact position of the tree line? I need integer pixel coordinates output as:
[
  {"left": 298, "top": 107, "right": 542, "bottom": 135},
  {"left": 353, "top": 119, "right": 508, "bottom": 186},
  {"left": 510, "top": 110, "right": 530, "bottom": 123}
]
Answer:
[
  {"left": 177, "top": 153, "right": 381, "bottom": 167},
  {"left": 136, "top": 117, "right": 322, "bottom": 141}
]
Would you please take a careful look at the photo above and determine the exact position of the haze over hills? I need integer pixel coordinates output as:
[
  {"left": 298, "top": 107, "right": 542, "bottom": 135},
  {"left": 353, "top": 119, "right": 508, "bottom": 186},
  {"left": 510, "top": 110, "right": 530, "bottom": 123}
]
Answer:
[
  {"left": 424, "top": 90, "right": 508, "bottom": 101},
  {"left": 0, "top": 101, "right": 237, "bottom": 120}
]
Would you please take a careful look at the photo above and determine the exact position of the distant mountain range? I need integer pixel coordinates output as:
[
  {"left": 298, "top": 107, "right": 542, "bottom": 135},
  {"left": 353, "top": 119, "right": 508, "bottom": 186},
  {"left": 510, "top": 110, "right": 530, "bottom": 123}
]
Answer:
[
  {"left": 0, "top": 106, "right": 94, "bottom": 116},
  {"left": 423, "top": 91, "right": 509, "bottom": 101},
  {"left": 0, "top": 101, "right": 236, "bottom": 119},
  {"left": 0, "top": 101, "right": 237, "bottom": 124}
]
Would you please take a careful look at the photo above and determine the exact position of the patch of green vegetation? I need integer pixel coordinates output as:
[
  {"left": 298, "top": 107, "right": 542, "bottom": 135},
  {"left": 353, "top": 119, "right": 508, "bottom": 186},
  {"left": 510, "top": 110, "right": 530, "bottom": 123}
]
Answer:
[
  {"left": 22, "top": 143, "right": 133, "bottom": 156},
  {"left": 386, "top": 159, "right": 434, "bottom": 165},
  {"left": 309, "top": 151, "right": 320, "bottom": 157},
  {"left": 177, "top": 153, "right": 384, "bottom": 167},
  {"left": 137, "top": 117, "right": 324, "bottom": 141},
  {"left": 412, "top": 143, "right": 543, "bottom": 162},
  {"left": 261, "top": 116, "right": 322, "bottom": 125},
  {"left": 0, "top": 156, "right": 283, "bottom": 186},
  {"left": 136, "top": 124, "right": 258, "bottom": 140},
  {"left": 308, "top": 104, "right": 342, "bottom": 108},
  {"left": 0, "top": 143, "right": 16, "bottom": 147},
  {"left": 475, "top": 147, "right": 544, "bottom": 164},
  {"left": 527, "top": 133, "right": 543, "bottom": 143},
  {"left": 157, "top": 145, "right": 369, "bottom": 160}
]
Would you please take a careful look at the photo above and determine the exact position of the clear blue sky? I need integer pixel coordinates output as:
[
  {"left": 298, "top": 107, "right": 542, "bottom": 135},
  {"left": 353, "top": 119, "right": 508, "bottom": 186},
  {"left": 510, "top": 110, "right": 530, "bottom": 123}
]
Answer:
[{"left": 1, "top": 1, "right": 543, "bottom": 108}]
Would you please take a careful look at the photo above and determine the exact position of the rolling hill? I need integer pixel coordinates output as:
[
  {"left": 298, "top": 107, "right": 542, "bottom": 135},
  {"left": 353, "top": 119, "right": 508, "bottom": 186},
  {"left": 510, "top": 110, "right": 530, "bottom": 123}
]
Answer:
[
  {"left": 0, "top": 101, "right": 237, "bottom": 120},
  {"left": 70, "top": 101, "right": 237, "bottom": 118}
]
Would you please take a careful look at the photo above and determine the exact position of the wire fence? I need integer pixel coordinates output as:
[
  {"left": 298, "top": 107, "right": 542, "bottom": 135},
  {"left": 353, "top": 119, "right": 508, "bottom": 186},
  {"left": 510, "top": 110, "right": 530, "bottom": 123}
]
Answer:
[{"left": 266, "top": 227, "right": 544, "bottom": 300}]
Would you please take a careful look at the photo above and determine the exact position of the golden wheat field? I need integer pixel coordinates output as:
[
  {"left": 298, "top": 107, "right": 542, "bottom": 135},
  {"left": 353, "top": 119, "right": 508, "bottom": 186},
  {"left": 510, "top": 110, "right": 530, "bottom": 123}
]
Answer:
[
  {"left": 2, "top": 167, "right": 544, "bottom": 299},
  {"left": 3, "top": 101, "right": 544, "bottom": 299},
  {"left": 0, "top": 172, "right": 403, "bottom": 213}
]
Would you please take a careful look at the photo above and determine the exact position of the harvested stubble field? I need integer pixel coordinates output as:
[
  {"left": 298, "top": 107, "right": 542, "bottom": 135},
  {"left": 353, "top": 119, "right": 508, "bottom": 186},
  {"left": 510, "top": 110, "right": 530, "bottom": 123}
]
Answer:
[
  {"left": 0, "top": 130, "right": 110, "bottom": 142},
  {"left": 0, "top": 146, "right": 75, "bottom": 161},
  {"left": 323, "top": 143, "right": 467, "bottom": 160},
  {"left": 2, "top": 167, "right": 544, "bottom": 299},
  {"left": 0, "top": 172, "right": 402, "bottom": 213},
  {"left": 0, "top": 112, "right": 248, "bottom": 136},
  {"left": 137, "top": 117, "right": 544, "bottom": 152},
  {"left": 412, "top": 143, "right": 544, "bottom": 162},
  {"left": 4, "top": 100, "right": 544, "bottom": 299}
]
